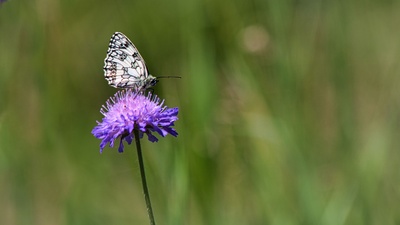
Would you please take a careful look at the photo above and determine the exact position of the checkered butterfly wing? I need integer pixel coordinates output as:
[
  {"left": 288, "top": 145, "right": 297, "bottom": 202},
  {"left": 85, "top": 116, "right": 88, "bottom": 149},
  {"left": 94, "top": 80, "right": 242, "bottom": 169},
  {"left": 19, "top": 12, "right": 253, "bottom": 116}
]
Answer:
[{"left": 103, "top": 32, "right": 149, "bottom": 90}]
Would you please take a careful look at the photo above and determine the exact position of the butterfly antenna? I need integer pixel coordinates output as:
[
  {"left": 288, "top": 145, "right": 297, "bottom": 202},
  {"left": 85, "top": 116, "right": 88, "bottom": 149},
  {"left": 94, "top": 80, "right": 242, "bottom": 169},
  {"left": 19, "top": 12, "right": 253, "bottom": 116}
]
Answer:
[{"left": 156, "top": 76, "right": 181, "bottom": 79}]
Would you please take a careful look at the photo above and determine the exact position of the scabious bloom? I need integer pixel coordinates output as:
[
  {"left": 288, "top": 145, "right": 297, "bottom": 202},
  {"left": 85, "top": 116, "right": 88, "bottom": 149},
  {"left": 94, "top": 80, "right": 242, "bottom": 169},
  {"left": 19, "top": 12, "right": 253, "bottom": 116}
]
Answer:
[{"left": 92, "top": 90, "right": 179, "bottom": 153}]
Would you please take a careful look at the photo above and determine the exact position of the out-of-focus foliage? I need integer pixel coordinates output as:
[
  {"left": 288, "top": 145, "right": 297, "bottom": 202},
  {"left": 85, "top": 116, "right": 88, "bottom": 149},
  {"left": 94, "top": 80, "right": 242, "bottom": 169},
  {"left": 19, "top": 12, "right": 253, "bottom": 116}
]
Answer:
[{"left": 1, "top": 0, "right": 400, "bottom": 224}]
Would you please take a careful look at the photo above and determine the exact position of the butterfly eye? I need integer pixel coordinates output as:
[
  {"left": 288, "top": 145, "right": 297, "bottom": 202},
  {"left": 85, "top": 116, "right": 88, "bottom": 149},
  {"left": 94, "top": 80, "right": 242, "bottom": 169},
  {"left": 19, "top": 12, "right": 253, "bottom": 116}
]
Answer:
[{"left": 151, "top": 79, "right": 158, "bottom": 86}]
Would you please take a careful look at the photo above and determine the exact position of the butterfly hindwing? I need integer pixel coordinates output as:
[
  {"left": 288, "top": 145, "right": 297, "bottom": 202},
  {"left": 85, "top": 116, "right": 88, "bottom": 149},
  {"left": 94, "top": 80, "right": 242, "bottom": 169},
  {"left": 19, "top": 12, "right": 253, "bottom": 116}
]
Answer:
[{"left": 103, "top": 32, "right": 149, "bottom": 89}]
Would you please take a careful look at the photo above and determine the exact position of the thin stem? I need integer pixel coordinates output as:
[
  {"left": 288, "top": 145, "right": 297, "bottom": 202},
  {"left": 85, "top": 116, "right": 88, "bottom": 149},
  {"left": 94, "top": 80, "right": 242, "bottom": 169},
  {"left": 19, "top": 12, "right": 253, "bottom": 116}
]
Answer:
[{"left": 134, "top": 129, "right": 156, "bottom": 225}]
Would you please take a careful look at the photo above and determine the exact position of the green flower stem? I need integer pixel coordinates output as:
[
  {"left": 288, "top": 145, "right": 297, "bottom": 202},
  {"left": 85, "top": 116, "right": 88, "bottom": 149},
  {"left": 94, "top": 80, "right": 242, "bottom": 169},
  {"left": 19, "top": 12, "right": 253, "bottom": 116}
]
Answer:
[{"left": 134, "top": 128, "right": 156, "bottom": 225}]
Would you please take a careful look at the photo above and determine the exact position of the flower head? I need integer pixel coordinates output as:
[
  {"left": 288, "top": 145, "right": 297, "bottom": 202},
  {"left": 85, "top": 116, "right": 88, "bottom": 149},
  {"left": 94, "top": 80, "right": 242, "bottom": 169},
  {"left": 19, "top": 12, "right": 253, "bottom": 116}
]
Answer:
[{"left": 92, "top": 90, "right": 179, "bottom": 153}]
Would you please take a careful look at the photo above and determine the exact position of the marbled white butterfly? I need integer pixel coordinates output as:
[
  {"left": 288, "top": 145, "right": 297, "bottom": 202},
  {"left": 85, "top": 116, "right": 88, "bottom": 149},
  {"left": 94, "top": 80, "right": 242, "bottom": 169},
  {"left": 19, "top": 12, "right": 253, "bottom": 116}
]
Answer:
[{"left": 103, "top": 32, "right": 179, "bottom": 91}]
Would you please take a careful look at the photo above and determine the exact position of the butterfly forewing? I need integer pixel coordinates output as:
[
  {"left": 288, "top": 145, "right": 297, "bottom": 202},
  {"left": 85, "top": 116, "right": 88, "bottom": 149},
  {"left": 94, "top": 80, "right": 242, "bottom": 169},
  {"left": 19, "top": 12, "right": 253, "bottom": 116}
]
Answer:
[{"left": 103, "top": 32, "right": 150, "bottom": 90}]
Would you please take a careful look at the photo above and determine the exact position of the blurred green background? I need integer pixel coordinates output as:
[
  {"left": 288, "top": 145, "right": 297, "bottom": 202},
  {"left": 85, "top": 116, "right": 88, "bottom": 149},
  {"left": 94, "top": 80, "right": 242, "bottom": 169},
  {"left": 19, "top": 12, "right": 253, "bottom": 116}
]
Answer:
[{"left": 1, "top": 0, "right": 400, "bottom": 224}]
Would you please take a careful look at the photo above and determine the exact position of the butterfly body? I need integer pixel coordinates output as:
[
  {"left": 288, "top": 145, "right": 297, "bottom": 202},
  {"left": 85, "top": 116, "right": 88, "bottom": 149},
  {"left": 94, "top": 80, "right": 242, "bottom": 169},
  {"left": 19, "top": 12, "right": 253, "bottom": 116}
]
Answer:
[{"left": 103, "top": 32, "right": 158, "bottom": 91}]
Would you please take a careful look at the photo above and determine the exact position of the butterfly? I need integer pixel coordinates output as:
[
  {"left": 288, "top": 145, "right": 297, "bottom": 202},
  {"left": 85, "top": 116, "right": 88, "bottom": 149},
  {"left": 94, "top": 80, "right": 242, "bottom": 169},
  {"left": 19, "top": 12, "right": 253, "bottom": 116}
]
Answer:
[{"left": 103, "top": 32, "right": 179, "bottom": 92}]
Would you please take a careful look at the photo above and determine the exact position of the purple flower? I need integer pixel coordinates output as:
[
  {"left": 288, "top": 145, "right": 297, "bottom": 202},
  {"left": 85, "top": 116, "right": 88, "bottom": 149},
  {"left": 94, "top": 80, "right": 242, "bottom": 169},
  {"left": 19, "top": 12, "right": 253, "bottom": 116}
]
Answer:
[{"left": 92, "top": 90, "right": 179, "bottom": 153}]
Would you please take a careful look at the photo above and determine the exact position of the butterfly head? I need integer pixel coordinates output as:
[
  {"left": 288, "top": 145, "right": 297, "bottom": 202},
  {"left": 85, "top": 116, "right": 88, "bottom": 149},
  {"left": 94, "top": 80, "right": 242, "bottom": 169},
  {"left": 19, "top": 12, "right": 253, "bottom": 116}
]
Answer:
[{"left": 143, "top": 74, "right": 159, "bottom": 89}]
